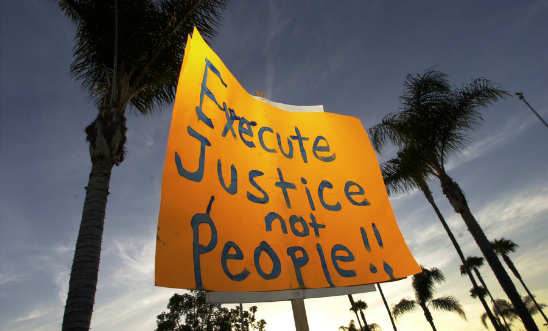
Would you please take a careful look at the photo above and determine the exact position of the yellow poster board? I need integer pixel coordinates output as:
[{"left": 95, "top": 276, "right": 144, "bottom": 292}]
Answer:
[{"left": 156, "top": 28, "right": 421, "bottom": 292}]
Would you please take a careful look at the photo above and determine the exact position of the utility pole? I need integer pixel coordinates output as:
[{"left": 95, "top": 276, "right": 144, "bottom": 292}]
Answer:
[{"left": 516, "top": 93, "right": 548, "bottom": 129}]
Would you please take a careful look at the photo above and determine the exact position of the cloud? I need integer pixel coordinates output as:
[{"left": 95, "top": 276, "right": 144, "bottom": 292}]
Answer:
[
  {"left": 12, "top": 309, "right": 50, "bottom": 323},
  {"left": 445, "top": 112, "right": 536, "bottom": 171},
  {"left": 475, "top": 178, "right": 548, "bottom": 238}
]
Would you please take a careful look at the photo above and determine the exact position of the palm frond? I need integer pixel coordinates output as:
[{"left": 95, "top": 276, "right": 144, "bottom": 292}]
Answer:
[
  {"left": 459, "top": 264, "right": 468, "bottom": 276},
  {"left": 523, "top": 295, "right": 547, "bottom": 315},
  {"left": 391, "top": 298, "right": 416, "bottom": 320},
  {"left": 58, "top": 0, "right": 229, "bottom": 114},
  {"left": 355, "top": 300, "right": 368, "bottom": 311},
  {"left": 464, "top": 256, "right": 485, "bottom": 269},
  {"left": 480, "top": 312, "right": 489, "bottom": 329},
  {"left": 469, "top": 286, "right": 488, "bottom": 299},
  {"left": 491, "top": 238, "right": 518, "bottom": 256},
  {"left": 368, "top": 68, "right": 509, "bottom": 180},
  {"left": 368, "top": 112, "right": 408, "bottom": 153},
  {"left": 339, "top": 319, "right": 358, "bottom": 331},
  {"left": 492, "top": 299, "right": 519, "bottom": 322},
  {"left": 381, "top": 146, "right": 434, "bottom": 196},
  {"left": 412, "top": 266, "right": 445, "bottom": 304},
  {"left": 430, "top": 295, "right": 467, "bottom": 320}
]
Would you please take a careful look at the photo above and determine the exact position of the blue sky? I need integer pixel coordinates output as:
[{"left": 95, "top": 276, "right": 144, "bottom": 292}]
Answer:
[{"left": 1, "top": 1, "right": 547, "bottom": 331}]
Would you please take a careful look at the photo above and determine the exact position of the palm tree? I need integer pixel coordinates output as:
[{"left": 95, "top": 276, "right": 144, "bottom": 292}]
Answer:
[
  {"left": 481, "top": 296, "right": 547, "bottom": 330},
  {"left": 391, "top": 266, "right": 466, "bottom": 331},
  {"left": 367, "top": 323, "right": 382, "bottom": 331},
  {"left": 460, "top": 256, "right": 510, "bottom": 330},
  {"left": 381, "top": 147, "right": 502, "bottom": 331},
  {"left": 368, "top": 68, "right": 538, "bottom": 331},
  {"left": 339, "top": 319, "right": 381, "bottom": 331},
  {"left": 355, "top": 299, "right": 371, "bottom": 331},
  {"left": 376, "top": 283, "right": 398, "bottom": 331},
  {"left": 492, "top": 238, "right": 548, "bottom": 324},
  {"left": 482, "top": 299, "right": 516, "bottom": 331},
  {"left": 58, "top": 1, "right": 228, "bottom": 330},
  {"left": 348, "top": 295, "right": 365, "bottom": 331},
  {"left": 339, "top": 320, "right": 359, "bottom": 331}
]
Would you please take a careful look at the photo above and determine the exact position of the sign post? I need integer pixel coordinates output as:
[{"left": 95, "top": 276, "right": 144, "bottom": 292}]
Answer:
[{"left": 291, "top": 298, "right": 309, "bottom": 331}]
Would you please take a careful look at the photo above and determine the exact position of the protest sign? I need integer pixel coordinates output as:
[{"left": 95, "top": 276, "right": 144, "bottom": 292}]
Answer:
[{"left": 156, "top": 28, "right": 421, "bottom": 292}]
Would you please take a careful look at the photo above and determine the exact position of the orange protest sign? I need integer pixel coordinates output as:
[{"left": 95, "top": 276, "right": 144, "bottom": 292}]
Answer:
[{"left": 155, "top": 28, "right": 421, "bottom": 292}]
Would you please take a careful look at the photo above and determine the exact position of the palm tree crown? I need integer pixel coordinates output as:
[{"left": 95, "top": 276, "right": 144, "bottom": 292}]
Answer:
[
  {"left": 60, "top": 0, "right": 226, "bottom": 114},
  {"left": 392, "top": 266, "right": 466, "bottom": 331},
  {"left": 491, "top": 238, "right": 518, "bottom": 256},
  {"left": 369, "top": 68, "right": 509, "bottom": 172}
]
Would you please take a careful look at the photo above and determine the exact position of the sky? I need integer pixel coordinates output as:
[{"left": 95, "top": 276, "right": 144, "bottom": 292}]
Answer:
[{"left": 1, "top": 1, "right": 547, "bottom": 331}]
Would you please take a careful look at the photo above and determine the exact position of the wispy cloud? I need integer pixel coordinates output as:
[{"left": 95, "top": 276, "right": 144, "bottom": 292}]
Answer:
[{"left": 445, "top": 112, "right": 536, "bottom": 171}]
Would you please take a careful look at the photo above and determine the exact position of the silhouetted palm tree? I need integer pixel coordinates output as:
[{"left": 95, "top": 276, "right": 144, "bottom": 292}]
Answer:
[
  {"left": 339, "top": 319, "right": 359, "bottom": 331},
  {"left": 381, "top": 147, "right": 501, "bottom": 330},
  {"left": 377, "top": 283, "right": 398, "bottom": 331},
  {"left": 368, "top": 68, "right": 538, "bottom": 331},
  {"left": 58, "top": 1, "right": 228, "bottom": 330},
  {"left": 492, "top": 238, "right": 548, "bottom": 324},
  {"left": 481, "top": 296, "right": 547, "bottom": 330},
  {"left": 339, "top": 319, "right": 381, "bottom": 331},
  {"left": 355, "top": 300, "right": 370, "bottom": 331},
  {"left": 392, "top": 266, "right": 466, "bottom": 331},
  {"left": 460, "top": 256, "right": 510, "bottom": 330},
  {"left": 348, "top": 295, "right": 365, "bottom": 331}
]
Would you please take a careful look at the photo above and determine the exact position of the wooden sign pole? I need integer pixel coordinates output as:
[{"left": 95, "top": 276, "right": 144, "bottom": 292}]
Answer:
[
  {"left": 255, "top": 91, "right": 310, "bottom": 331},
  {"left": 291, "top": 298, "right": 310, "bottom": 331}
]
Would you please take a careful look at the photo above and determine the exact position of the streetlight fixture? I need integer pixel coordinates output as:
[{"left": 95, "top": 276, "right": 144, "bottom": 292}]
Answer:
[{"left": 516, "top": 92, "right": 548, "bottom": 129}]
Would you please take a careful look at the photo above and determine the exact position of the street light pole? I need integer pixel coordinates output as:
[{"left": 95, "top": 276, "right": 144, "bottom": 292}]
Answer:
[{"left": 516, "top": 92, "right": 548, "bottom": 129}]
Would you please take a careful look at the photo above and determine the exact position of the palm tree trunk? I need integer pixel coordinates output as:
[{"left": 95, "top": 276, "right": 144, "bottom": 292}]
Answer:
[
  {"left": 502, "top": 255, "right": 548, "bottom": 324},
  {"left": 358, "top": 309, "right": 370, "bottom": 331},
  {"left": 348, "top": 295, "right": 364, "bottom": 331},
  {"left": 419, "top": 302, "right": 437, "bottom": 331},
  {"left": 420, "top": 184, "right": 503, "bottom": 331},
  {"left": 439, "top": 173, "right": 538, "bottom": 331},
  {"left": 473, "top": 268, "right": 511, "bottom": 330},
  {"left": 62, "top": 158, "right": 113, "bottom": 330},
  {"left": 63, "top": 103, "right": 126, "bottom": 331},
  {"left": 377, "top": 284, "right": 398, "bottom": 331}
]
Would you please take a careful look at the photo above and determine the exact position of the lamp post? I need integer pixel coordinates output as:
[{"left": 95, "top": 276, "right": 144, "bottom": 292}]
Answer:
[{"left": 516, "top": 93, "right": 548, "bottom": 129}]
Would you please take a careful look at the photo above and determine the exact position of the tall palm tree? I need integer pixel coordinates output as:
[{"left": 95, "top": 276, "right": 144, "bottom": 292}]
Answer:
[
  {"left": 348, "top": 295, "right": 365, "bottom": 331},
  {"left": 368, "top": 68, "right": 538, "bottom": 331},
  {"left": 492, "top": 238, "right": 548, "bottom": 324},
  {"left": 58, "top": 1, "right": 228, "bottom": 330},
  {"left": 376, "top": 283, "right": 398, "bottom": 331},
  {"left": 391, "top": 266, "right": 466, "bottom": 331},
  {"left": 381, "top": 147, "right": 502, "bottom": 330},
  {"left": 460, "top": 256, "right": 510, "bottom": 330},
  {"left": 355, "top": 299, "right": 371, "bottom": 331}
]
